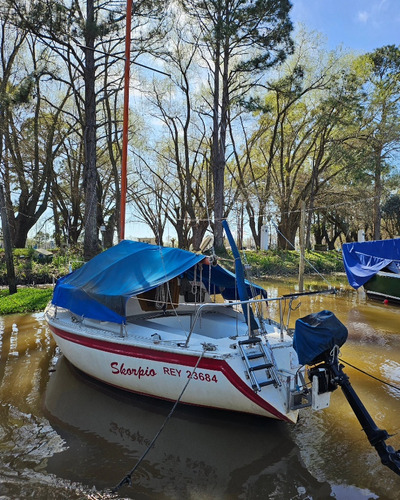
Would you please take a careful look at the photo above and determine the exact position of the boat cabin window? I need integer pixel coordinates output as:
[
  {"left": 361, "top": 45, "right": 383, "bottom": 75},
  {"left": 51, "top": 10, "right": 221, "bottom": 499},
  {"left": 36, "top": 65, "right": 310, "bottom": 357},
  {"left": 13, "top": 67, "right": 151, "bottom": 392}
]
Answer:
[{"left": 137, "top": 278, "right": 179, "bottom": 312}]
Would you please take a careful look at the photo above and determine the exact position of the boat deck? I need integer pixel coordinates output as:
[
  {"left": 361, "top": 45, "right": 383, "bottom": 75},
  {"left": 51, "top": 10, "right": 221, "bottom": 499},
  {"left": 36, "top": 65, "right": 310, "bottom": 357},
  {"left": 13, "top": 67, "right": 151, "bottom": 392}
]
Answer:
[
  {"left": 46, "top": 304, "right": 289, "bottom": 358},
  {"left": 127, "top": 310, "right": 248, "bottom": 340}
]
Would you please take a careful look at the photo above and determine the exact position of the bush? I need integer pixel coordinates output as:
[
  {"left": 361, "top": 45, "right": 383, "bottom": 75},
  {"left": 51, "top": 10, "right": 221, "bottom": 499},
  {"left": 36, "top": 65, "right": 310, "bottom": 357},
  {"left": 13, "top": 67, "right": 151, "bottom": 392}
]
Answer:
[
  {"left": 13, "top": 248, "right": 34, "bottom": 258},
  {"left": 0, "top": 249, "right": 84, "bottom": 286}
]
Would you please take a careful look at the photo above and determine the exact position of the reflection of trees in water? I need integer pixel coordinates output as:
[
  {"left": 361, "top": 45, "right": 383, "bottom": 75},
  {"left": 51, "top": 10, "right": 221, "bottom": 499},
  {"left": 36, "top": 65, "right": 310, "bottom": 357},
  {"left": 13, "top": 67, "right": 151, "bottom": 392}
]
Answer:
[
  {"left": 0, "top": 317, "right": 11, "bottom": 388},
  {"left": 1, "top": 311, "right": 396, "bottom": 498},
  {"left": 0, "top": 315, "right": 69, "bottom": 498},
  {"left": 0, "top": 314, "right": 57, "bottom": 413},
  {"left": 226, "top": 447, "right": 332, "bottom": 499},
  {"left": 292, "top": 393, "right": 399, "bottom": 500}
]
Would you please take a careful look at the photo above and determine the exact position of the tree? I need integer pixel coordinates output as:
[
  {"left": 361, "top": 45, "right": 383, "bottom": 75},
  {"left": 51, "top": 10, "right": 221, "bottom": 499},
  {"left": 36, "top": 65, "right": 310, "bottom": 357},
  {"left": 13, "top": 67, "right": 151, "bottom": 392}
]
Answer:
[
  {"left": 142, "top": 20, "right": 213, "bottom": 249},
  {"left": 0, "top": 9, "right": 27, "bottom": 248},
  {"left": 251, "top": 34, "right": 364, "bottom": 249},
  {"left": 8, "top": 0, "right": 166, "bottom": 258},
  {"left": 0, "top": 15, "right": 69, "bottom": 248},
  {"left": 51, "top": 128, "right": 85, "bottom": 246},
  {"left": 226, "top": 116, "right": 273, "bottom": 249},
  {"left": 180, "top": 0, "right": 293, "bottom": 250},
  {"left": 358, "top": 45, "right": 400, "bottom": 240},
  {"left": 0, "top": 183, "right": 17, "bottom": 294},
  {"left": 382, "top": 194, "right": 400, "bottom": 238}
]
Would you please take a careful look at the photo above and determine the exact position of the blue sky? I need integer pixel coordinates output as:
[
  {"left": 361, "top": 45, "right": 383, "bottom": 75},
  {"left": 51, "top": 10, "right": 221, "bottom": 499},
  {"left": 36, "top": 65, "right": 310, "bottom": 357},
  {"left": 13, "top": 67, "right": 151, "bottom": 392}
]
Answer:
[{"left": 291, "top": 0, "right": 399, "bottom": 52}]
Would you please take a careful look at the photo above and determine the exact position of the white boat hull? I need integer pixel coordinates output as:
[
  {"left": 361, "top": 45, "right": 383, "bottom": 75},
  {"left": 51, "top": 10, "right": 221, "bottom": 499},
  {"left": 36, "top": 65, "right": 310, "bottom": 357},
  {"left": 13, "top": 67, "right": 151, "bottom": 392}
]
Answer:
[{"left": 46, "top": 309, "right": 300, "bottom": 423}]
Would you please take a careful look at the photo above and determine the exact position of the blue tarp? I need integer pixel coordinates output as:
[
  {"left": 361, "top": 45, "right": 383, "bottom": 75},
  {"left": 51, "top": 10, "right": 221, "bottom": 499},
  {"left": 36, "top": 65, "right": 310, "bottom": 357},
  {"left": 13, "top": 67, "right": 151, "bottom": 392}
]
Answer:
[
  {"left": 342, "top": 238, "right": 400, "bottom": 289},
  {"left": 52, "top": 240, "right": 267, "bottom": 323}
]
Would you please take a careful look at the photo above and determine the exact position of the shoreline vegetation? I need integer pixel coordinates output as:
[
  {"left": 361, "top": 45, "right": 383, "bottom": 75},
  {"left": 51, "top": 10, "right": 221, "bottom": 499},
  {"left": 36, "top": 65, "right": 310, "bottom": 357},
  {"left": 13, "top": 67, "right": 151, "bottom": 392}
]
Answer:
[{"left": 0, "top": 248, "right": 345, "bottom": 315}]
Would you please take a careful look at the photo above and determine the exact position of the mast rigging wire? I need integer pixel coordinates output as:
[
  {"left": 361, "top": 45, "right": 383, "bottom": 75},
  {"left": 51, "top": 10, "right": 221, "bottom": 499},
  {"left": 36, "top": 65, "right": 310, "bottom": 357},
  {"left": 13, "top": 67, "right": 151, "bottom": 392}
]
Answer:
[{"left": 340, "top": 358, "right": 400, "bottom": 393}]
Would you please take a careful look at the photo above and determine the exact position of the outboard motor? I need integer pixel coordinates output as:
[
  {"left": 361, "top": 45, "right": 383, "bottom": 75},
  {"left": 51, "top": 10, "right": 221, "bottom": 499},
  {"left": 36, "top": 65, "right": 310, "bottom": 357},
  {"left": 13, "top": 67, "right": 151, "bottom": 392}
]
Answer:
[{"left": 293, "top": 310, "right": 400, "bottom": 477}]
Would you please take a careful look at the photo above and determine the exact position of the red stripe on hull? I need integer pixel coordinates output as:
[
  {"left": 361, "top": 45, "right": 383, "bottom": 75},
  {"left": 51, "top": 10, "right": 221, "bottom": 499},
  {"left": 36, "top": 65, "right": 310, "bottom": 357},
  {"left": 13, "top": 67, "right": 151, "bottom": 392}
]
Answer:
[{"left": 49, "top": 324, "right": 291, "bottom": 422}]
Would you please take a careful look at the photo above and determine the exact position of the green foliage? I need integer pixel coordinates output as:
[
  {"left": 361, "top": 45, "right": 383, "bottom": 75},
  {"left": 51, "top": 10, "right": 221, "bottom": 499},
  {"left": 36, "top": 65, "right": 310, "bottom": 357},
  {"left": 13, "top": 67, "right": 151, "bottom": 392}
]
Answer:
[
  {"left": 12, "top": 248, "right": 34, "bottom": 258},
  {"left": 0, "top": 246, "right": 343, "bottom": 314},
  {"left": 382, "top": 194, "right": 400, "bottom": 236},
  {"left": 239, "top": 250, "right": 344, "bottom": 277},
  {"left": 0, "top": 287, "right": 53, "bottom": 315},
  {"left": 0, "top": 248, "right": 83, "bottom": 286},
  {"left": 12, "top": 73, "right": 35, "bottom": 104}
]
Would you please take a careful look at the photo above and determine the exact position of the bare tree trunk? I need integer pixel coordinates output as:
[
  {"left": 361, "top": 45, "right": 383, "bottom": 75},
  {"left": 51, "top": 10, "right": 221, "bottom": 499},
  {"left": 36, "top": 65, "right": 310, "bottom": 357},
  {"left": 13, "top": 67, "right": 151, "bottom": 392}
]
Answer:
[
  {"left": 211, "top": 30, "right": 224, "bottom": 251},
  {"left": 83, "top": 0, "right": 99, "bottom": 260},
  {"left": 0, "top": 183, "right": 17, "bottom": 294},
  {"left": 277, "top": 211, "right": 300, "bottom": 249},
  {"left": 373, "top": 149, "right": 382, "bottom": 240},
  {"left": 298, "top": 200, "right": 306, "bottom": 292}
]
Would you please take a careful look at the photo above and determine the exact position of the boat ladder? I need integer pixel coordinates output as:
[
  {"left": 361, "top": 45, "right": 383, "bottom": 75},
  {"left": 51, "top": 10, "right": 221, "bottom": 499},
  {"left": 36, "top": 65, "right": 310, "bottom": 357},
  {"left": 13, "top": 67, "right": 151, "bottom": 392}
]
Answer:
[{"left": 238, "top": 337, "right": 280, "bottom": 392}]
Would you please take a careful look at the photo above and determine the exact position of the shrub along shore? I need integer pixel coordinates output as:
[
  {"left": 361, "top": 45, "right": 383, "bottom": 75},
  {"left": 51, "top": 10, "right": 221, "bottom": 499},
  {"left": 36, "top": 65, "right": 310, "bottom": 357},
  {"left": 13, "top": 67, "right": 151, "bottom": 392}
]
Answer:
[{"left": 0, "top": 248, "right": 345, "bottom": 315}]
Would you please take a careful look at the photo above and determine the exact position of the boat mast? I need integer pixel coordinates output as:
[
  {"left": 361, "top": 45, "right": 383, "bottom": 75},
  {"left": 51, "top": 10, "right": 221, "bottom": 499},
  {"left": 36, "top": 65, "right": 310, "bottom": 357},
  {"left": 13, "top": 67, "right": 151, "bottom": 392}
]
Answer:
[
  {"left": 120, "top": 0, "right": 132, "bottom": 241},
  {"left": 222, "top": 220, "right": 258, "bottom": 334}
]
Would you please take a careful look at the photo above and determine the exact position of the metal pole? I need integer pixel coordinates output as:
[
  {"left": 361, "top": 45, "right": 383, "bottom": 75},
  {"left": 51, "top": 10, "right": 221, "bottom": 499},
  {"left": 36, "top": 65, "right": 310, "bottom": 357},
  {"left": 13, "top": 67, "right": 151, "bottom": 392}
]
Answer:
[{"left": 119, "top": 0, "right": 132, "bottom": 241}]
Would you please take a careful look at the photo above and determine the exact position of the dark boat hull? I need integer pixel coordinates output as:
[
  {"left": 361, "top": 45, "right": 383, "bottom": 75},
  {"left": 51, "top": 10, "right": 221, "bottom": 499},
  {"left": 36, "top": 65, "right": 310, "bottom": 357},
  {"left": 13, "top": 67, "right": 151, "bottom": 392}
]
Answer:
[{"left": 363, "top": 272, "right": 400, "bottom": 303}]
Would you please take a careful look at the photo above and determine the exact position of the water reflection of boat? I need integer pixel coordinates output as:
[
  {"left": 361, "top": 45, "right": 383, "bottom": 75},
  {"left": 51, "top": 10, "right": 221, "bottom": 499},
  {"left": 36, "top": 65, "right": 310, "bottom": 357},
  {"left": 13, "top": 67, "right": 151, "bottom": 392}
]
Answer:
[
  {"left": 44, "top": 356, "right": 333, "bottom": 498},
  {"left": 343, "top": 238, "right": 400, "bottom": 303}
]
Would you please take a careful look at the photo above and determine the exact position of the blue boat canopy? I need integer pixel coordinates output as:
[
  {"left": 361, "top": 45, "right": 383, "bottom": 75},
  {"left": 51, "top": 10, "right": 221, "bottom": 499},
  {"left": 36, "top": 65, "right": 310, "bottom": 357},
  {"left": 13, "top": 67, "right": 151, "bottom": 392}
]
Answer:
[
  {"left": 342, "top": 238, "right": 400, "bottom": 289},
  {"left": 52, "top": 240, "right": 267, "bottom": 323}
]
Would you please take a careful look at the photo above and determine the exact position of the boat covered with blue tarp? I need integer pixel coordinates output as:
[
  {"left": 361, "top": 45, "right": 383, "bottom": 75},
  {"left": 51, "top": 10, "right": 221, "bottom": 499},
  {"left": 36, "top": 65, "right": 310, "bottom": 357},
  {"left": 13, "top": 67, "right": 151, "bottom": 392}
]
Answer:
[
  {"left": 52, "top": 239, "right": 267, "bottom": 323},
  {"left": 342, "top": 238, "right": 400, "bottom": 289}
]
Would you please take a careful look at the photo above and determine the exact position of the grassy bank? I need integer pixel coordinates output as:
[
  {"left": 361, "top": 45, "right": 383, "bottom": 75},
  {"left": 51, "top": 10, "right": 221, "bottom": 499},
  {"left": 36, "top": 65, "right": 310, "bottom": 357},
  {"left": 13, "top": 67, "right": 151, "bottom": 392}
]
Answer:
[
  {"left": 224, "top": 249, "right": 344, "bottom": 277},
  {"left": 0, "top": 248, "right": 344, "bottom": 315},
  {"left": 0, "top": 287, "right": 53, "bottom": 315}
]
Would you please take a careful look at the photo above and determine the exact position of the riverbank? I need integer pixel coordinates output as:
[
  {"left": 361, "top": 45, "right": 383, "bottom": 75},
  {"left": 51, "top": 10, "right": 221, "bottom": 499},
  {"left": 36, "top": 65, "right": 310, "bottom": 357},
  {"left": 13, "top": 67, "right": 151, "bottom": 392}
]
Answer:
[
  {"left": 0, "top": 287, "right": 53, "bottom": 315},
  {"left": 238, "top": 249, "right": 344, "bottom": 277}
]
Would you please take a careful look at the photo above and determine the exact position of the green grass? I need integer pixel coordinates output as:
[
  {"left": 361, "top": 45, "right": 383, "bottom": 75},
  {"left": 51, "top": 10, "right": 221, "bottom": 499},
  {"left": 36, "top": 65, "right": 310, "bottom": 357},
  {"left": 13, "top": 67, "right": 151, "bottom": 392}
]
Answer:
[
  {"left": 0, "top": 287, "right": 53, "bottom": 315},
  {"left": 230, "top": 249, "right": 345, "bottom": 277}
]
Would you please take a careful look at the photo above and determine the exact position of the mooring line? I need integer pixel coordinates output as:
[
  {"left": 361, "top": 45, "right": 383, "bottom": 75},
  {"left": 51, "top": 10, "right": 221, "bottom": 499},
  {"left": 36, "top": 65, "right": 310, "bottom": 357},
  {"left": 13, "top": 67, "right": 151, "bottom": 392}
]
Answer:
[
  {"left": 340, "top": 358, "right": 400, "bottom": 392},
  {"left": 110, "top": 348, "right": 206, "bottom": 494}
]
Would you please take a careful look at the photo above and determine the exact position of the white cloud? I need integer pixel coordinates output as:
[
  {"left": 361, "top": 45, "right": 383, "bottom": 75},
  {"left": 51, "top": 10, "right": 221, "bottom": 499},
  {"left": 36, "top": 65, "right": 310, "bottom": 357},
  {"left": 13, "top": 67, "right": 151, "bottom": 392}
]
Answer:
[
  {"left": 357, "top": 10, "right": 370, "bottom": 23},
  {"left": 357, "top": 1, "right": 393, "bottom": 26}
]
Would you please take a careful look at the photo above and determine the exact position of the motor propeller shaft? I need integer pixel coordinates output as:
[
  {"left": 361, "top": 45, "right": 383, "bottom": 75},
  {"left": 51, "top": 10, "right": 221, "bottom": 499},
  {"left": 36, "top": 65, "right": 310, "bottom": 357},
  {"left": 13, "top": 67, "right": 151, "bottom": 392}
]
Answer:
[{"left": 309, "top": 351, "right": 400, "bottom": 477}]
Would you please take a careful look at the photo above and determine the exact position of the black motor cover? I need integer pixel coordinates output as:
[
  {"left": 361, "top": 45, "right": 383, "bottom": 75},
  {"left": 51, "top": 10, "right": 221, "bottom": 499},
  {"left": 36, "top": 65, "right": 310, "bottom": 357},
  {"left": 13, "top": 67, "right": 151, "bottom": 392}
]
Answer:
[{"left": 293, "top": 310, "right": 348, "bottom": 365}]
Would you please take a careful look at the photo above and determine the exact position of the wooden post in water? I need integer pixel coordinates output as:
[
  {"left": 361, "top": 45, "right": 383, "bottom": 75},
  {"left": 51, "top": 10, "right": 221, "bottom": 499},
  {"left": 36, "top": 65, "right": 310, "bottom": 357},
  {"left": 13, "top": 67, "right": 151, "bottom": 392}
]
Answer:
[
  {"left": 0, "top": 183, "right": 17, "bottom": 294},
  {"left": 298, "top": 200, "right": 306, "bottom": 293}
]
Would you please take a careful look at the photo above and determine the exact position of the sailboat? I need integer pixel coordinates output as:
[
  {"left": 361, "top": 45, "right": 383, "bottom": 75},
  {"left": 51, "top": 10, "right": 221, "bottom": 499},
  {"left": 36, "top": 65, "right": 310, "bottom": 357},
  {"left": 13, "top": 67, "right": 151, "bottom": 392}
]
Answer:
[
  {"left": 45, "top": 230, "right": 311, "bottom": 423},
  {"left": 45, "top": 1, "right": 400, "bottom": 479}
]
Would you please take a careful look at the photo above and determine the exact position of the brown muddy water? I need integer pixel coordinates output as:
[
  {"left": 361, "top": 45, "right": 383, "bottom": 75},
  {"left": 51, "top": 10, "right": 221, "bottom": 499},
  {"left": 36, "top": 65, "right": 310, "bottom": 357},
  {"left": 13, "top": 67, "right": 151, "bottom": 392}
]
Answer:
[{"left": 0, "top": 276, "right": 400, "bottom": 499}]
